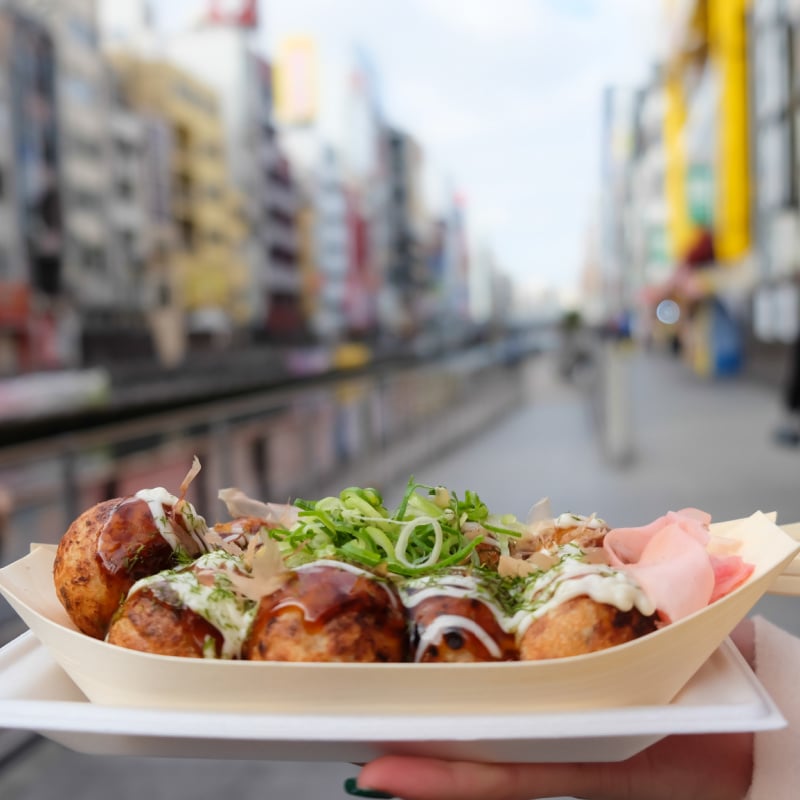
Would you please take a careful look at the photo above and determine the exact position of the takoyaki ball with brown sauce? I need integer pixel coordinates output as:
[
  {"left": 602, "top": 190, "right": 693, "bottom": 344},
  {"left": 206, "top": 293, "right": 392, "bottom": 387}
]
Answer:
[
  {"left": 400, "top": 571, "right": 518, "bottom": 663},
  {"left": 518, "top": 596, "right": 658, "bottom": 661},
  {"left": 53, "top": 490, "right": 208, "bottom": 640},
  {"left": 242, "top": 560, "right": 406, "bottom": 663},
  {"left": 106, "top": 552, "right": 257, "bottom": 659},
  {"left": 106, "top": 588, "right": 224, "bottom": 658},
  {"left": 408, "top": 595, "right": 518, "bottom": 662},
  {"left": 511, "top": 515, "right": 608, "bottom": 561}
]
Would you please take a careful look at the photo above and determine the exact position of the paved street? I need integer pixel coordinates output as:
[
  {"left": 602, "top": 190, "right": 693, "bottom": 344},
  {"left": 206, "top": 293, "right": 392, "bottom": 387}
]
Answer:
[{"left": 2, "top": 347, "right": 799, "bottom": 800}]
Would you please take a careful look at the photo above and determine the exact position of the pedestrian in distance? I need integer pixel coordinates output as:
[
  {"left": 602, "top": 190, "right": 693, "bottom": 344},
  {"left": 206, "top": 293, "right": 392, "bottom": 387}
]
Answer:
[{"left": 774, "top": 331, "right": 800, "bottom": 447}]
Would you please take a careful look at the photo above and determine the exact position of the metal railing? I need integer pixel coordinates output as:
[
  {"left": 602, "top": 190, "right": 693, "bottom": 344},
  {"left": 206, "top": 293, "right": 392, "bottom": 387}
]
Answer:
[{"left": 0, "top": 346, "right": 530, "bottom": 632}]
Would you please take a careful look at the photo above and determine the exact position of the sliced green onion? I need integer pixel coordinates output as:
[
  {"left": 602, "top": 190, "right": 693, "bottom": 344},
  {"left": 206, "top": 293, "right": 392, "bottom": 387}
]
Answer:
[{"left": 395, "top": 516, "right": 443, "bottom": 568}]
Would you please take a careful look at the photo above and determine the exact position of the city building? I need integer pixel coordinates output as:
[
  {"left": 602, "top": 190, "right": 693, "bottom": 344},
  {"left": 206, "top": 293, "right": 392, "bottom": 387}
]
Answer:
[
  {"left": 660, "top": 0, "right": 753, "bottom": 376},
  {"left": 0, "top": 12, "right": 18, "bottom": 373},
  {"left": 101, "top": 70, "right": 169, "bottom": 363},
  {"left": 438, "top": 190, "right": 472, "bottom": 340},
  {"left": 274, "top": 37, "right": 383, "bottom": 340},
  {"left": 598, "top": 86, "right": 638, "bottom": 329},
  {"left": 750, "top": 0, "right": 800, "bottom": 350},
  {"left": 343, "top": 184, "right": 376, "bottom": 338},
  {"left": 108, "top": 53, "right": 250, "bottom": 344},
  {"left": 382, "top": 126, "right": 427, "bottom": 338},
  {"left": 10, "top": 0, "right": 115, "bottom": 366},
  {"left": 253, "top": 52, "right": 305, "bottom": 339},
  {"left": 0, "top": 6, "right": 63, "bottom": 373},
  {"left": 331, "top": 46, "right": 387, "bottom": 339},
  {"left": 628, "top": 68, "right": 671, "bottom": 344},
  {"left": 308, "top": 146, "right": 351, "bottom": 342},
  {"left": 166, "top": 7, "right": 305, "bottom": 340}
]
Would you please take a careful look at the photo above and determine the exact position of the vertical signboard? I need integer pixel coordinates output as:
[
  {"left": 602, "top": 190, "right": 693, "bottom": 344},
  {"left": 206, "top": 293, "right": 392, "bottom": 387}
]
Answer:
[{"left": 274, "top": 36, "right": 319, "bottom": 127}]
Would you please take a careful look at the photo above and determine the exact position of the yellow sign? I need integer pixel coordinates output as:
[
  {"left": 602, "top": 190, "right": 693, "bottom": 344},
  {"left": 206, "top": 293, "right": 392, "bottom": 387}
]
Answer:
[{"left": 274, "top": 36, "right": 319, "bottom": 126}]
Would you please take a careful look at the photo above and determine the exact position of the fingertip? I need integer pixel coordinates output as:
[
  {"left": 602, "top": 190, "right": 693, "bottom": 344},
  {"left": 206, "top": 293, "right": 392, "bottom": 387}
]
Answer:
[{"left": 343, "top": 776, "right": 396, "bottom": 798}]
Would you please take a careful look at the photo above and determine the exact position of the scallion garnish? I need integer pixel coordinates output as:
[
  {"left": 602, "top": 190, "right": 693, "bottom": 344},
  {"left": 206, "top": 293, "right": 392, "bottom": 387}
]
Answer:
[{"left": 266, "top": 477, "right": 523, "bottom": 578}]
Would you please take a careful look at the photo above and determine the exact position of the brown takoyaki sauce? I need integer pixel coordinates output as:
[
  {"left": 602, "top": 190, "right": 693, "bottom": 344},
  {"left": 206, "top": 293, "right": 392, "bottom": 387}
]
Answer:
[
  {"left": 266, "top": 563, "right": 399, "bottom": 630},
  {"left": 243, "top": 561, "right": 407, "bottom": 662},
  {"left": 400, "top": 571, "right": 518, "bottom": 662},
  {"left": 96, "top": 498, "right": 174, "bottom": 579},
  {"left": 409, "top": 594, "right": 518, "bottom": 662}
]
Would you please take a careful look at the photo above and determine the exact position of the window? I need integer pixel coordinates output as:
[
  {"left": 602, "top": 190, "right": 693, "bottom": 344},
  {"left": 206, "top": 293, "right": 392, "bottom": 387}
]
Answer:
[
  {"left": 63, "top": 75, "right": 96, "bottom": 106},
  {"left": 68, "top": 17, "right": 97, "bottom": 50},
  {"left": 83, "top": 247, "right": 106, "bottom": 272}
]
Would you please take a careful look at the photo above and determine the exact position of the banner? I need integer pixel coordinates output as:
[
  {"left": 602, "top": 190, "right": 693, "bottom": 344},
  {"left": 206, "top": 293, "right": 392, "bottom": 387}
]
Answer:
[
  {"left": 0, "top": 284, "right": 30, "bottom": 328},
  {"left": 206, "top": 0, "right": 259, "bottom": 29},
  {"left": 274, "top": 36, "right": 319, "bottom": 126}
]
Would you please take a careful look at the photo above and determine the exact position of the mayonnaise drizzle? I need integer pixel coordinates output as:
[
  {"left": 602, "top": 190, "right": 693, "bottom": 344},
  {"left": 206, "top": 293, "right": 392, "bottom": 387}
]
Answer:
[
  {"left": 399, "top": 572, "right": 510, "bottom": 632},
  {"left": 123, "top": 551, "right": 256, "bottom": 659},
  {"left": 400, "top": 570, "right": 515, "bottom": 660},
  {"left": 413, "top": 614, "right": 503, "bottom": 662},
  {"left": 134, "top": 487, "right": 209, "bottom": 553},
  {"left": 512, "top": 558, "right": 655, "bottom": 639},
  {"left": 400, "top": 550, "right": 655, "bottom": 652},
  {"left": 554, "top": 512, "right": 606, "bottom": 530}
]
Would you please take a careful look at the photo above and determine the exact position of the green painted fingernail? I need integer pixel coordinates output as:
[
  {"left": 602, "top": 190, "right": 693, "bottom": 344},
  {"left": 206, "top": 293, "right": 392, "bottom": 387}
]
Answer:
[{"left": 343, "top": 777, "right": 394, "bottom": 798}]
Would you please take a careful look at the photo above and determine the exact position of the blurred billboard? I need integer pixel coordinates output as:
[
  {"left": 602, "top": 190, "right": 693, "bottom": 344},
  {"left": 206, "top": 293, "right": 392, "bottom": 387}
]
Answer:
[
  {"left": 205, "top": 0, "right": 259, "bottom": 29},
  {"left": 0, "top": 284, "right": 30, "bottom": 328},
  {"left": 274, "top": 36, "right": 319, "bottom": 126}
]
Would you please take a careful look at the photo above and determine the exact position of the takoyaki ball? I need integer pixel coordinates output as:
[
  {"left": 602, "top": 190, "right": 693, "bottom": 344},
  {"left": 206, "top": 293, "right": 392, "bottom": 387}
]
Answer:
[
  {"left": 549, "top": 515, "right": 608, "bottom": 549},
  {"left": 106, "top": 588, "right": 224, "bottom": 658},
  {"left": 106, "top": 552, "right": 257, "bottom": 659},
  {"left": 400, "top": 571, "right": 518, "bottom": 663},
  {"left": 474, "top": 540, "right": 501, "bottom": 570},
  {"left": 242, "top": 560, "right": 406, "bottom": 663},
  {"left": 53, "top": 488, "right": 209, "bottom": 640},
  {"left": 512, "top": 513, "right": 608, "bottom": 560},
  {"left": 518, "top": 596, "right": 658, "bottom": 661}
]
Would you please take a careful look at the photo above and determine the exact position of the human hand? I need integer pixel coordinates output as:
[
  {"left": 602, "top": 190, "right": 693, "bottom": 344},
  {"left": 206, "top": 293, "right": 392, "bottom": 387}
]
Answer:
[
  {"left": 351, "top": 731, "right": 753, "bottom": 800},
  {"left": 351, "top": 619, "right": 756, "bottom": 800}
]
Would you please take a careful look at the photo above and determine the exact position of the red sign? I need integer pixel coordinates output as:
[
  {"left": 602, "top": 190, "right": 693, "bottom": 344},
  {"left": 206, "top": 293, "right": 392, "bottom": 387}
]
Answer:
[
  {"left": 206, "top": 0, "right": 259, "bottom": 29},
  {"left": 0, "top": 283, "right": 31, "bottom": 328}
]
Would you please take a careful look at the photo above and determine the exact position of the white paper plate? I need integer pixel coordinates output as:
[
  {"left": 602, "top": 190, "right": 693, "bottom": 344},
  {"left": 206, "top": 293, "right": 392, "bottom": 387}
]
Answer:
[
  {"left": 0, "top": 630, "right": 785, "bottom": 764},
  {"left": 0, "top": 511, "right": 798, "bottom": 716}
]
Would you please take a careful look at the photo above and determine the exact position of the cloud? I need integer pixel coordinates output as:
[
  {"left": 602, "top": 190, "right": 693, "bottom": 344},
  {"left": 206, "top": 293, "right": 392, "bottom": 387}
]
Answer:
[{"left": 413, "top": 0, "right": 542, "bottom": 45}]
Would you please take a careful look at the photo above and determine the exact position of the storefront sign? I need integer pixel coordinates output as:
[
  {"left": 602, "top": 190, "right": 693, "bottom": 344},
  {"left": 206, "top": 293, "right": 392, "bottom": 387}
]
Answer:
[{"left": 0, "top": 284, "right": 30, "bottom": 328}]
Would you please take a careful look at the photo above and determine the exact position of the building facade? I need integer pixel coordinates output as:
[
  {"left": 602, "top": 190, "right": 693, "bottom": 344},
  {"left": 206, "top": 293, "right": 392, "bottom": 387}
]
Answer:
[
  {"left": 383, "top": 127, "right": 427, "bottom": 339},
  {"left": 308, "top": 146, "right": 351, "bottom": 341},
  {"left": 109, "top": 53, "right": 250, "bottom": 344},
  {"left": 661, "top": 0, "right": 752, "bottom": 376},
  {"left": 750, "top": 0, "right": 800, "bottom": 347},
  {"left": 628, "top": 69, "right": 671, "bottom": 344},
  {"left": 14, "top": 0, "right": 116, "bottom": 362},
  {"left": 0, "top": 6, "right": 63, "bottom": 373},
  {"left": 166, "top": 21, "right": 304, "bottom": 341}
]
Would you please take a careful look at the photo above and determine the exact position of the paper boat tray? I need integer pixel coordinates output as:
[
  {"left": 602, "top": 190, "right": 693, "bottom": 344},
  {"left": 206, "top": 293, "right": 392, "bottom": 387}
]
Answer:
[{"left": 0, "top": 511, "right": 797, "bottom": 716}]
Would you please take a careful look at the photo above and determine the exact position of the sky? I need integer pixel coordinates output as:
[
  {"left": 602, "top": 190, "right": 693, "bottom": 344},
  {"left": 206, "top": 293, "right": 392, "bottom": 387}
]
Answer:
[{"left": 156, "top": 1, "right": 663, "bottom": 302}]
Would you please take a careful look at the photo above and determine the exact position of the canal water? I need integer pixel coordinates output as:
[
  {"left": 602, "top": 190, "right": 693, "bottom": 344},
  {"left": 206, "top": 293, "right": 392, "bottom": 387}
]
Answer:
[{"left": 0, "top": 347, "right": 528, "bottom": 640}]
